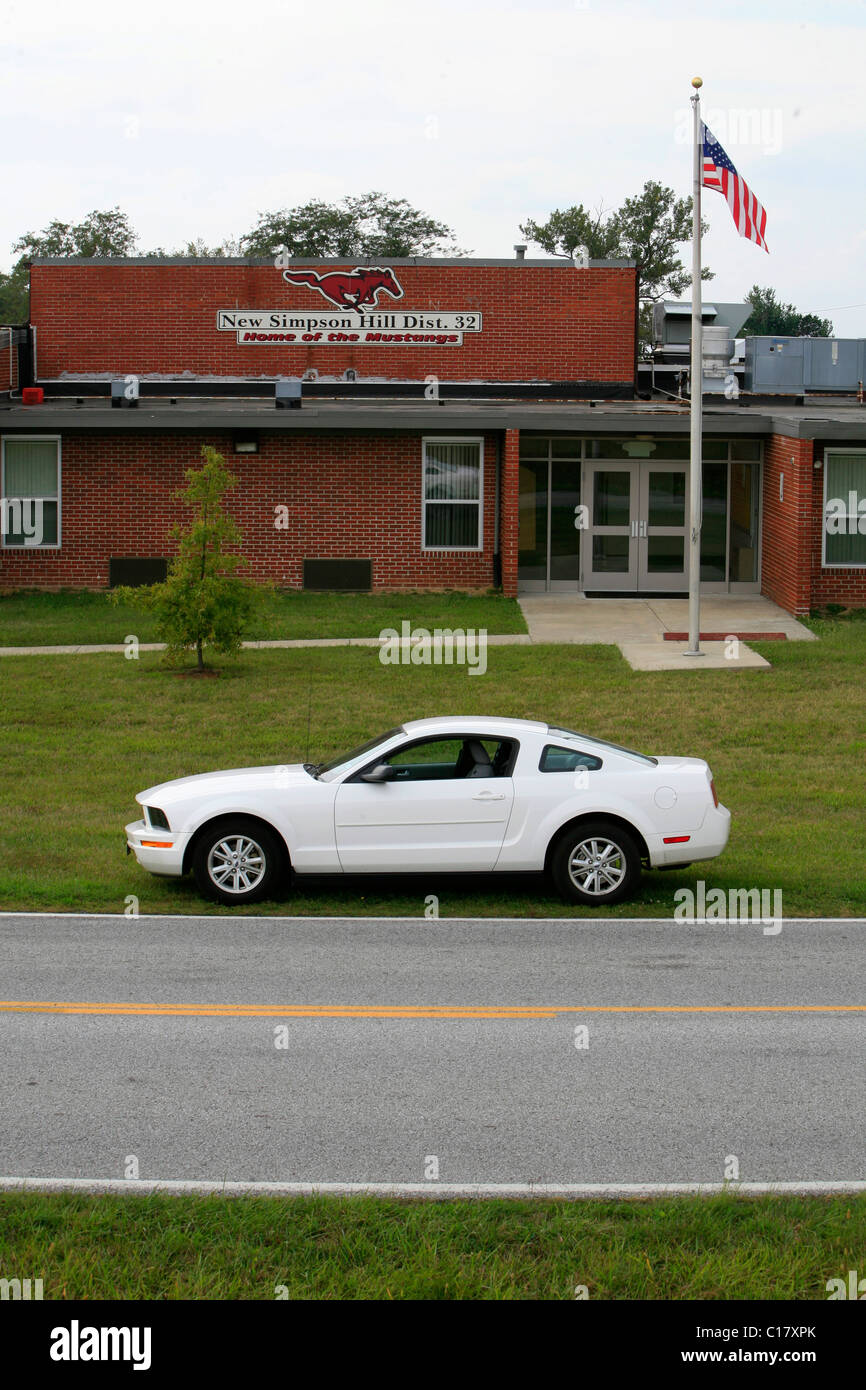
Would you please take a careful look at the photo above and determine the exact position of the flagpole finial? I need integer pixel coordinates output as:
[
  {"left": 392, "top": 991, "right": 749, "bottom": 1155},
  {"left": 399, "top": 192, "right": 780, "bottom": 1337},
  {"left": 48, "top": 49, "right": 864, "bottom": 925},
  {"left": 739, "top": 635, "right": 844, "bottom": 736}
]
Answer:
[{"left": 691, "top": 76, "right": 703, "bottom": 89}]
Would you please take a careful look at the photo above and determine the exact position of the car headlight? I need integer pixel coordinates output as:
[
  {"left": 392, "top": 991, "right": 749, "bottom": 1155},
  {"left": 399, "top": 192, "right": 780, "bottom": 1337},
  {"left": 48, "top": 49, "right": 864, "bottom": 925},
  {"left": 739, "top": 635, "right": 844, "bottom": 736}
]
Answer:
[{"left": 145, "top": 806, "right": 171, "bottom": 831}]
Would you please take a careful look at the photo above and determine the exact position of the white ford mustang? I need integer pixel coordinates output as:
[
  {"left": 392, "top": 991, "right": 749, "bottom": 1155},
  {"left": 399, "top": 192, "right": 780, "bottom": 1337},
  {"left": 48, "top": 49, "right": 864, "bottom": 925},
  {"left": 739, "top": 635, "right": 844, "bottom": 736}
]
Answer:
[{"left": 125, "top": 716, "right": 730, "bottom": 907}]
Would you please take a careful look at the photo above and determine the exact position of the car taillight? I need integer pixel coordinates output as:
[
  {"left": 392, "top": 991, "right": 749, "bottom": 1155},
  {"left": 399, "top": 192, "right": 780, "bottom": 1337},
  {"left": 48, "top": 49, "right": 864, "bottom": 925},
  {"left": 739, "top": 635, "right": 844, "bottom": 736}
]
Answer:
[{"left": 709, "top": 777, "right": 719, "bottom": 808}]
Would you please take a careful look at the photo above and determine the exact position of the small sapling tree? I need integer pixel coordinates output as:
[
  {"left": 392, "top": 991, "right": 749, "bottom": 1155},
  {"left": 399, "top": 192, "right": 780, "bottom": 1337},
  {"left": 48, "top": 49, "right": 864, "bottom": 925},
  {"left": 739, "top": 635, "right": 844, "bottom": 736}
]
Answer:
[{"left": 111, "top": 447, "right": 259, "bottom": 672}]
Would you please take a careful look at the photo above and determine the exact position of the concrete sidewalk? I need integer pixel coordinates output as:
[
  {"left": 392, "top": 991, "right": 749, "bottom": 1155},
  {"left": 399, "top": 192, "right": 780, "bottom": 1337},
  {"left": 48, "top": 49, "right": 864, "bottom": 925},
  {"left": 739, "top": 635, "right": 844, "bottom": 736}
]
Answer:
[
  {"left": 518, "top": 594, "right": 814, "bottom": 671},
  {"left": 518, "top": 594, "right": 815, "bottom": 643},
  {"left": 0, "top": 634, "right": 533, "bottom": 657}
]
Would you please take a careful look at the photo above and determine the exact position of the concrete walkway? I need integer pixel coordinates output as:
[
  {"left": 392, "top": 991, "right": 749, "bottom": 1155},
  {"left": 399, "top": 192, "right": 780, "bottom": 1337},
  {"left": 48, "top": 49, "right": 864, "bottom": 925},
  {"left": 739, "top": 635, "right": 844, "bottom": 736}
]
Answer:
[
  {"left": 518, "top": 594, "right": 814, "bottom": 643},
  {"left": 517, "top": 594, "right": 815, "bottom": 671},
  {"left": 0, "top": 634, "right": 532, "bottom": 657}
]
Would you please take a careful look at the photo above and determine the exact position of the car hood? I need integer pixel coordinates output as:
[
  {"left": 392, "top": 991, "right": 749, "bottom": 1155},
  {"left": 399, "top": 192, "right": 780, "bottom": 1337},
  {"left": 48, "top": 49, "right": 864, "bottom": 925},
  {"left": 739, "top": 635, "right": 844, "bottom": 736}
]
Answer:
[{"left": 137, "top": 763, "right": 312, "bottom": 806}]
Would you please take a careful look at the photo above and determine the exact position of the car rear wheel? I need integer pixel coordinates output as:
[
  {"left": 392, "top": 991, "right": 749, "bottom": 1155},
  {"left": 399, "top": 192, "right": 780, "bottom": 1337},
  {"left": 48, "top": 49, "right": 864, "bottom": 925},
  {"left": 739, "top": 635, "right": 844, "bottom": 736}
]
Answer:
[
  {"left": 192, "top": 819, "right": 285, "bottom": 905},
  {"left": 551, "top": 819, "right": 641, "bottom": 906}
]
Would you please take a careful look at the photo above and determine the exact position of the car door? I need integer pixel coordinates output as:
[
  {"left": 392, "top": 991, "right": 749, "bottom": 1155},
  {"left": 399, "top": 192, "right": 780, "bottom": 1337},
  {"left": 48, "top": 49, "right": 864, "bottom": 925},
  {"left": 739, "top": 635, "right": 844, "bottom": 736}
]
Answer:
[{"left": 334, "top": 735, "right": 515, "bottom": 872}]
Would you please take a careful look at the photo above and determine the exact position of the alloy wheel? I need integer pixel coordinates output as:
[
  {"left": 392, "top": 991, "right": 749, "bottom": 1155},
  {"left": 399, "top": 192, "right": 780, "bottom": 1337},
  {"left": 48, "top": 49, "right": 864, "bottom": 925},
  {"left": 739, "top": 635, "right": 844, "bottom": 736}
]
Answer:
[
  {"left": 207, "top": 835, "right": 267, "bottom": 895},
  {"left": 567, "top": 836, "right": 627, "bottom": 897}
]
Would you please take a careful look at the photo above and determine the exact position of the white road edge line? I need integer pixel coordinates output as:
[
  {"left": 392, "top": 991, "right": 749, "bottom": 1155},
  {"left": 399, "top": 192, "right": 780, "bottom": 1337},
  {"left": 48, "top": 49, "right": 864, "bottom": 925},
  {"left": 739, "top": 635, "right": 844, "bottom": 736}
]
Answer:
[
  {"left": 0, "top": 913, "right": 864, "bottom": 924},
  {"left": 2, "top": 1177, "right": 866, "bottom": 1199}
]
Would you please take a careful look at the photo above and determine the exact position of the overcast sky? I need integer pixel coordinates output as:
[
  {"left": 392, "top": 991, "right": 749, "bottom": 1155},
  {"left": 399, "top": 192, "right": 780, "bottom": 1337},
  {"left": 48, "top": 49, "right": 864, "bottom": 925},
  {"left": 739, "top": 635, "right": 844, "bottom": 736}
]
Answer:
[{"left": 4, "top": 0, "right": 865, "bottom": 332}]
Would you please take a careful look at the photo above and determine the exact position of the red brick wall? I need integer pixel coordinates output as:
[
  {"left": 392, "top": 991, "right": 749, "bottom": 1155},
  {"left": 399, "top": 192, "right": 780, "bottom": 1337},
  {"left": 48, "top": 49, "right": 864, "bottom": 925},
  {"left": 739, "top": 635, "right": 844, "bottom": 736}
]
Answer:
[
  {"left": 0, "top": 431, "right": 501, "bottom": 592},
  {"left": 808, "top": 440, "right": 866, "bottom": 609},
  {"left": 761, "top": 434, "right": 814, "bottom": 615},
  {"left": 500, "top": 429, "right": 520, "bottom": 597},
  {"left": 761, "top": 433, "right": 866, "bottom": 613},
  {"left": 30, "top": 260, "right": 637, "bottom": 386}
]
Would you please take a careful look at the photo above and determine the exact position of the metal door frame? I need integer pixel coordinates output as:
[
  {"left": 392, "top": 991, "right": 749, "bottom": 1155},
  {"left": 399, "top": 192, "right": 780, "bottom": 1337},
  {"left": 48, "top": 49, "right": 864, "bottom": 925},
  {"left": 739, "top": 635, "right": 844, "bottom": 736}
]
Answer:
[
  {"left": 635, "top": 461, "right": 690, "bottom": 590},
  {"left": 517, "top": 448, "right": 581, "bottom": 592}
]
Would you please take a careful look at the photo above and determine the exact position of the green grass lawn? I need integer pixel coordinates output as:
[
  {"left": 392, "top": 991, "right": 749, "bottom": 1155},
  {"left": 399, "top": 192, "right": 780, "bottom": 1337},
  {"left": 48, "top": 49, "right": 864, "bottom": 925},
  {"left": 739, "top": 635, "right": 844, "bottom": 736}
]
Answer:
[
  {"left": 0, "top": 616, "right": 864, "bottom": 916},
  {"left": 1, "top": 1191, "right": 863, "bottom": 1299},
  {"left": 0, "top": 588, "right": 526, "bottom": 645}
]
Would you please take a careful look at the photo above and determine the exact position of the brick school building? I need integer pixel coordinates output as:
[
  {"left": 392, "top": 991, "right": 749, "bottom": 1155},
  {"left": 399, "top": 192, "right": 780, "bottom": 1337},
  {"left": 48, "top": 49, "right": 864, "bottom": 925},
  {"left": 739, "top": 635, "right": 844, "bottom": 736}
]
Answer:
[{"left": 1, "top": 254, "right": 864, "bottom": 614}]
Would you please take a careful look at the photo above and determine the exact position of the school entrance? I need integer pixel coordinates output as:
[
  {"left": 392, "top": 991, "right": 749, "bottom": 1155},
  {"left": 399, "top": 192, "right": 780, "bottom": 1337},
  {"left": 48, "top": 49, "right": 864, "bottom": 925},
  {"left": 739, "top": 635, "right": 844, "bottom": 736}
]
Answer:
[{"left": 517, "top": 437, "right": 762, "bottom": 595}]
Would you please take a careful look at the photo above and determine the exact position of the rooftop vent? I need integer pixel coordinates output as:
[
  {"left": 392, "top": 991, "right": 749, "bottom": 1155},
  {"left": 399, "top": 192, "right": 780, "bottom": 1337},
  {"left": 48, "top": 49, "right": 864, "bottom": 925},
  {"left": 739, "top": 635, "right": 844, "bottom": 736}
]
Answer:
[
  {"left": 275, "top": 377, "right": 302, "bottom": 410},
  {"left": 111, "top": 376, "right": 139, "bottom": 409}
]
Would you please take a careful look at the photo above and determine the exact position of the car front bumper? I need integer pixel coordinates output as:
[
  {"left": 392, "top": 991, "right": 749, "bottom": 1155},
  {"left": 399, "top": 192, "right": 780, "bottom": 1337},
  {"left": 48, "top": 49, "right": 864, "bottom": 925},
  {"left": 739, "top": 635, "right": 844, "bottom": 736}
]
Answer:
[{"left": 125, "top": 820, "right": 189, "bottom": 877}]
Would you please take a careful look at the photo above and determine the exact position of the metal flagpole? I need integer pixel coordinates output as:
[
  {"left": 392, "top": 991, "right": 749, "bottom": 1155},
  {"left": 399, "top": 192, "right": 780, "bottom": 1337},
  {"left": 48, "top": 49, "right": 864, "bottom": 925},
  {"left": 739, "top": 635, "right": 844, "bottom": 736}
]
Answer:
[{"left": 685, "top": 76, "right": 704, "bottom": 658}]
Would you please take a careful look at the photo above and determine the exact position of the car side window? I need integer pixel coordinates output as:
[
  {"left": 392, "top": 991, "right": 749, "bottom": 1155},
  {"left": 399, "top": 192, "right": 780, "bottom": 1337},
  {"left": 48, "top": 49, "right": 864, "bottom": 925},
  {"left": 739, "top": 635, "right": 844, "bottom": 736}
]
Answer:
[
  {"left": 361, "top": 737, "right": 514, "bottom": 782},
  {"left": 386, "top": 738, "right": 465, "bottom": 780},
  {"left": 539, "top": 745, "right": 602, "bottom": 773}
]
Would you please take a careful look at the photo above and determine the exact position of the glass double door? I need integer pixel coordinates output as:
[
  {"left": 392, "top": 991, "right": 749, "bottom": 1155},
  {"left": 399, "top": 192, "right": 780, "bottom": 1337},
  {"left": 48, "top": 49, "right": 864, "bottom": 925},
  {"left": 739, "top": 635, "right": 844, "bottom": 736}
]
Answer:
[
  {"left": 518, "top": 457, "right": 691, "bottom": 592},
  {"left": 585, "top": 461, "right": 689, "bottom": 592}
]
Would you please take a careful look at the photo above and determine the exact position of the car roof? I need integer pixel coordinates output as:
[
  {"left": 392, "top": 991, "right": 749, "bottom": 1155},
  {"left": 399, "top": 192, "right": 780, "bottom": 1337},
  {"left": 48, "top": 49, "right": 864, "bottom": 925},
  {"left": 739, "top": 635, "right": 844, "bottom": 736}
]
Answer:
[
  {"left": 397, "top": 718, "right": 653, "bottom": 763},
  {"left": 401, "top": 716, "right": 549, "bottom": 737}
]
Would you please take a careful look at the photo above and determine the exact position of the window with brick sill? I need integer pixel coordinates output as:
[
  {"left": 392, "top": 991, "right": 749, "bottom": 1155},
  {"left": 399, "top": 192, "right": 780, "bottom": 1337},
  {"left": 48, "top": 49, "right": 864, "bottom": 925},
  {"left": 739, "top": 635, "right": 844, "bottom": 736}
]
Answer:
[{"left": 422, "top": 438, "right": 483, "bottom": 551}]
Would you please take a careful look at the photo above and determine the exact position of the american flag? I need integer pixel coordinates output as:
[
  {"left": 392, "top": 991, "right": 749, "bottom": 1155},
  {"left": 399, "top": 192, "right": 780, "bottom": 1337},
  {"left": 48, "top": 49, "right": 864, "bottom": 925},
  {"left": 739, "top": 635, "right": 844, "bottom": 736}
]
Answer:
[{"left": 701, "top": 123, "right": 769, "bottom": 252}]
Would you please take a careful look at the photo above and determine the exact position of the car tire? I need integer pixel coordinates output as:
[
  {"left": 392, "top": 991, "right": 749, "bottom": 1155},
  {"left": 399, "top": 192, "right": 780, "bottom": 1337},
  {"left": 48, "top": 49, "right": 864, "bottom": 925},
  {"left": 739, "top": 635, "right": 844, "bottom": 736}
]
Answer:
[
  {"left": 550, "top": 819, "right": 642, "bottom": 906},
  {"left": 192, "top": 818, "right": 285, "bottom": 905}
]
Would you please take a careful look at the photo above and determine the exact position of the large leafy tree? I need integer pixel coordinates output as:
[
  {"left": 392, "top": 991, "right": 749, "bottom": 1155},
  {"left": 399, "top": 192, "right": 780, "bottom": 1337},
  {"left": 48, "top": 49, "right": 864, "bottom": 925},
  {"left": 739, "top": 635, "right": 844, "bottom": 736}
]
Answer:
[
  {"left": 519, "top": 204, "right": 622, "bottom": 262},
  {"left": 521, "top": 181, "right": 713, "bottom": 350},
  {"left": 12, "top": 207, "right": 139, "bottom": 260},
  {"left": 614, "top": 181, "right": 712, "bottom": 302},
  {"left": 111, "top": 448, "right": 258, "bottom": 672},
  {"left": 741, "top": 285, "right": 833, "bottom": 337},
  {"left": 0, "top": 194, "right": 464, "bottom": 320},
  {"left": 521, "top": 181, "right": 711, "bottom": 301},
  {"left": 241, "top": 191, "right": 467, "bottom": 259},
  {"left": 0, "top": 208, "right": 140, "bottom": 322}
]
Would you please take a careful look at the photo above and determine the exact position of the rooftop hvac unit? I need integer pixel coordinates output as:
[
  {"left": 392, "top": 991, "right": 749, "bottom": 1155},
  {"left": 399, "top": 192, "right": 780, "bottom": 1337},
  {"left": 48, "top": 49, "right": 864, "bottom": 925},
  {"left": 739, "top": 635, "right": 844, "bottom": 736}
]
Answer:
[
  {"left": 701, "top": 325, "right": 735, "bottom": 394},
  {"left": 275, "top": 377, "right": 302, "bottom": 409},
  {"left": 804, "top": 338, "right": 866, "bottom": 391},
  {"left": 111, "top": 376, "right": 139, "bottom": 408},
  {"left": 744, "top": 336, "right": 866, "bottom": 394}
]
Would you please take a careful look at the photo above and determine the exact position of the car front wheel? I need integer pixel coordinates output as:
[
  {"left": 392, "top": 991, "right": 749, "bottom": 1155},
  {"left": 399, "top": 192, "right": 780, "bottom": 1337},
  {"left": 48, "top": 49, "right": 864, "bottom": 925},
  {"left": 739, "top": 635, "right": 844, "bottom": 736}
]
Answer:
[
  {"left": 192, "top": 818, "right": 285, "bottom": 905},
  {"left": 551, "top": 819, "right": 641, "bottom": 906}
]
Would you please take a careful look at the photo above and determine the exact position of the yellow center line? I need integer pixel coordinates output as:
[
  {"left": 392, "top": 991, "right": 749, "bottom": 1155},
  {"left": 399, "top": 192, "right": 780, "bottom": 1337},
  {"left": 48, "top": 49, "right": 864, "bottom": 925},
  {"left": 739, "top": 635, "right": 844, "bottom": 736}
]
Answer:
[{"left": 0, "top": 1001, "right": 863, "bottom": 1019}]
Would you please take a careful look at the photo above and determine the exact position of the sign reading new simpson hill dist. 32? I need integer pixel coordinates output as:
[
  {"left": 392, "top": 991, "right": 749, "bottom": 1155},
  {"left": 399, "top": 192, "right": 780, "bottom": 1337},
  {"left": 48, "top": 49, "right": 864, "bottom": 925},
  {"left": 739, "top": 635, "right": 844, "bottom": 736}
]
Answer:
[{"left": 217, "top": 266, "right": 482, "bottom": 346}]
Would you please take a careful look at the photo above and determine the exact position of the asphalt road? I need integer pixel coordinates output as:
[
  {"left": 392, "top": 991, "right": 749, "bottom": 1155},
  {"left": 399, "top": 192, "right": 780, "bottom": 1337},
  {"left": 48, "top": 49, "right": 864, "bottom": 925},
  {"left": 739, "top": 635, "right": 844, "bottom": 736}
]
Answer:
[{"left": 0, "top": 914, "right": 864, "bottom": 1186}]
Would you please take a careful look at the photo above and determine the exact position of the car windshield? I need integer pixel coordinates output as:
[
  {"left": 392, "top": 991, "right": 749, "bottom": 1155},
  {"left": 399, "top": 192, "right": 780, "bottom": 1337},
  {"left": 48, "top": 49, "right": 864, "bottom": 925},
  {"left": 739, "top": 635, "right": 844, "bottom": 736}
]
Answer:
[
  {"left": 314, "top": 727, "right": 405, "bottom": 781},
  {"left": 547, "top": 726, "right": 657, "bottom": 766}
]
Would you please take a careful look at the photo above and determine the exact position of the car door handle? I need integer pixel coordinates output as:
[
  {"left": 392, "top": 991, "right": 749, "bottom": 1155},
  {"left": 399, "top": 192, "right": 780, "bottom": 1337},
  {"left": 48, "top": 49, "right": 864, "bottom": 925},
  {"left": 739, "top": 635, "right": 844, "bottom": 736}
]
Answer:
[{"left": 472, "top": 790, "right": 506, "bottom": 800}]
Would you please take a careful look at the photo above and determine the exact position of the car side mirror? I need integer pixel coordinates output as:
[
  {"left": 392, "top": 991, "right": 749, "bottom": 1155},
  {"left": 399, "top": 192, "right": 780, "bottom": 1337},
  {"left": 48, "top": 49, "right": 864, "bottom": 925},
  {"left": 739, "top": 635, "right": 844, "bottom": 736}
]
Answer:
[{"left": 360, "top": 762, "right": 396, "bottom": 784}]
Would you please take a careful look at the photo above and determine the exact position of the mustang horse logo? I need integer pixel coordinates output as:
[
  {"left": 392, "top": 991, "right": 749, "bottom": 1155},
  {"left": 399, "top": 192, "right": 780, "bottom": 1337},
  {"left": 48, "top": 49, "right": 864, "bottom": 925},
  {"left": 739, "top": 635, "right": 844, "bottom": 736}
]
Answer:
[{"left": 282, "top": 266, "right": 404, "bottom": 311}]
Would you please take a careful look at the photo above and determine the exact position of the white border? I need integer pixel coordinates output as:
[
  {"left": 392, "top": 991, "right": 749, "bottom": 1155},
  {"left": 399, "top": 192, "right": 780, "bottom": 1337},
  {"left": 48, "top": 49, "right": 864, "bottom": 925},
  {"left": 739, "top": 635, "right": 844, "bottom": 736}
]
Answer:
[
  {"left": 822, "top": 447, "right": 866, "bottom": 569},
  {"left": 421, "top": 436, "right": 484, "bottom": 552},
  {"left": 1, "top": 912, "right": 863, "bottom": 924},
  {"left": 0, "top": 434, "right": 62, "bottom": 550},
  {"left": 2, "top": 1176, "right": 864, "bottom": 1199}
]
